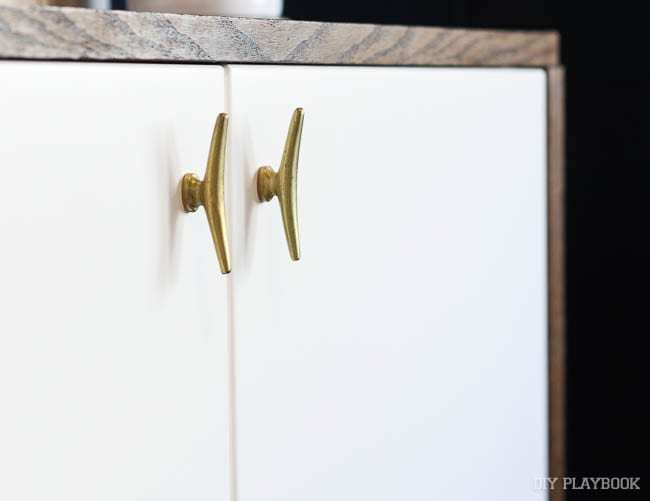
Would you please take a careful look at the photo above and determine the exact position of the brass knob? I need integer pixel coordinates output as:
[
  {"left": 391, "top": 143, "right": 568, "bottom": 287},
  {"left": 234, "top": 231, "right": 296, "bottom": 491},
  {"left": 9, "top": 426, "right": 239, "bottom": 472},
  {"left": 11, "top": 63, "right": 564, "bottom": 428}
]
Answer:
[
  {"left": 256, "top": 108, "right": 304, "bottom": 261},
  {"left": 182, "top": 113, "right": 231, "bottom": 274}
]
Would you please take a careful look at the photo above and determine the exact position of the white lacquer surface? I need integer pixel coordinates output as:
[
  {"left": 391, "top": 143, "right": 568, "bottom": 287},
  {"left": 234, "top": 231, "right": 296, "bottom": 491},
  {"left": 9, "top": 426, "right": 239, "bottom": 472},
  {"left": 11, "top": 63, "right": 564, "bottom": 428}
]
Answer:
[
  {"left": 227, "top": 66, "right": 548, "bottom": 501},
  {"left": 0, "top": 63, "right": 229, "bottom": 501}
]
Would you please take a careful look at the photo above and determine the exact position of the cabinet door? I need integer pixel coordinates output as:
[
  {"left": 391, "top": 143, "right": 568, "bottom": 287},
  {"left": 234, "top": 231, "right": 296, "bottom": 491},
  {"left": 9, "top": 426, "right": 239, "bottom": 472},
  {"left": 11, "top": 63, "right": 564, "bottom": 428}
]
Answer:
[
  {"left": 0, "top": 63, "right": 229, "bottom": 501},
  {"left": 227, "top": 66, "right": 548, "bottom": 501}
]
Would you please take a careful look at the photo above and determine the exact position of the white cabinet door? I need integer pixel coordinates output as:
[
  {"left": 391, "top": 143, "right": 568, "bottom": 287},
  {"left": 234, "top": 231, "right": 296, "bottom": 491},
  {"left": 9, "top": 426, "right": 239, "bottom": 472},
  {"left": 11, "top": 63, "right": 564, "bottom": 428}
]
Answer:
[
  {"left": 227, "top": 66, "right": 548, "bottom": 501},
  {"left": 0, "top": 63, "right": 230, "bottom": 501}
]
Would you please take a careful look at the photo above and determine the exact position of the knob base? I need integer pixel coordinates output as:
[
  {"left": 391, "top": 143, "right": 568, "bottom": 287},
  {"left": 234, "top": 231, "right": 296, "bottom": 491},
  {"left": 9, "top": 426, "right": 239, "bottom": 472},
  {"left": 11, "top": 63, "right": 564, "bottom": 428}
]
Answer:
[
  {"left": 182, "top": 173, "right": 203, "bottom": 212},
  {"left": 257, "top": 166, "right": 277, "bottom": 202}
]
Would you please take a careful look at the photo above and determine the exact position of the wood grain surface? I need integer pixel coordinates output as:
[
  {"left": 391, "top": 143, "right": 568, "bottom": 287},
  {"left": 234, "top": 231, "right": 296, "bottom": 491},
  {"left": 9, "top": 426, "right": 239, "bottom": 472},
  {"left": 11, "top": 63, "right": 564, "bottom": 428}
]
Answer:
[
  {"left": 548, "top": 65, "right": 566, "bottom": 501},
  {"left": 0, "top": 6, "right": 559, "bottom": 66}
]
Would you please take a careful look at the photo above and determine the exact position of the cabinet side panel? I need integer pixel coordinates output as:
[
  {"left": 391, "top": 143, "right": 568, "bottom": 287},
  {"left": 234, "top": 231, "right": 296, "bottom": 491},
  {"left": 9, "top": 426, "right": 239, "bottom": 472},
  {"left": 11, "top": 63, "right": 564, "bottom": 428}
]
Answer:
[{"left": 548, "top": 65, "right": 566, "bottom": 501}]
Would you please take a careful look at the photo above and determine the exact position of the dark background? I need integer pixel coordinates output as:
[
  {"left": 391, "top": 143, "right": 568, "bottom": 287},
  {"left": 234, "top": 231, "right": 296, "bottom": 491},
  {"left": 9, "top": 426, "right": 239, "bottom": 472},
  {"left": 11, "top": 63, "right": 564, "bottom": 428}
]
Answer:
[{"left": 282, "top": 0, "right": 648, "bottom": 498}]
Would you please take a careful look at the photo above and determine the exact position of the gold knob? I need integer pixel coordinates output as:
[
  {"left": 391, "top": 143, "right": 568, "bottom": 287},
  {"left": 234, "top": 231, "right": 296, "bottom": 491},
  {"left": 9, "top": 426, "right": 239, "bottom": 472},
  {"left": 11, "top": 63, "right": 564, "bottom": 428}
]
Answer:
[
  {"left": 256, "top": 108, "right": 304, "bottom": 261},
  {"left": 182, "top": 113, "right": 231, "bottom": 274}
]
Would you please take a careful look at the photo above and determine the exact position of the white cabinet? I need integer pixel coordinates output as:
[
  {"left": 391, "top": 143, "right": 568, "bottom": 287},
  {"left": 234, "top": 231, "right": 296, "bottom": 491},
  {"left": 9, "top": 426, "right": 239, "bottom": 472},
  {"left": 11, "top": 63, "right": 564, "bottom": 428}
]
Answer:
[
  {"left": 1, "top": 62, "right": 549, "bottom": 501},
  {"left": 227, "top": 66, "right": 548, "bottom": 501},
  {"left": 0, "top": 63, "right": 230, "bottom": 501}
]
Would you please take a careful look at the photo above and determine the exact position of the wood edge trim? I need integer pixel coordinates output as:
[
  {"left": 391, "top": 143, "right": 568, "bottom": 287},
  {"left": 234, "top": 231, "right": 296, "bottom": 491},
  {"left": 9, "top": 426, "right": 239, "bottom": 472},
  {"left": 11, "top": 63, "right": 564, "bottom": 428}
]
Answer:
[
  {"left": 547, "top": 65, "right": 566, "bottom": 501},
  {"left": 0, "top": 5, "right": 559, "bottom": 67}
]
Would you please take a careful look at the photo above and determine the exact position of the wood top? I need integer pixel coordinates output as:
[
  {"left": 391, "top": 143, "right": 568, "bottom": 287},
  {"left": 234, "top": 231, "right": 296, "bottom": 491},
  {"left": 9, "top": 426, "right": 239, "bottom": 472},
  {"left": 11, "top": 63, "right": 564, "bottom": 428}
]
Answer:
[{"left": 0, "top": 6, "right": 559, "bottom": 67}]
